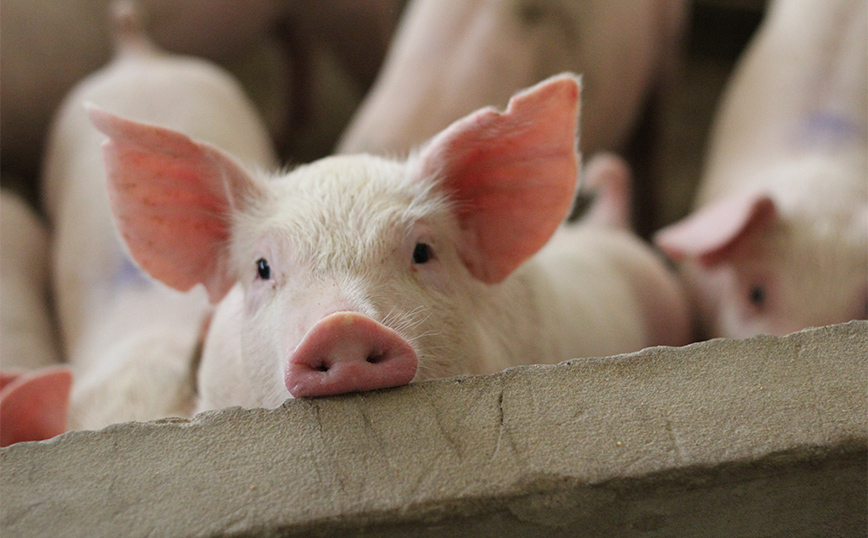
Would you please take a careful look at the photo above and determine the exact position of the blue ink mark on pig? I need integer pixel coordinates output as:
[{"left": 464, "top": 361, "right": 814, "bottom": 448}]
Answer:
[
  {"left": 794, "top": 111, "right": 867, "bottom": 148},
  {"left": 114, "top": 255, "right": 153, "bottom": 290}
]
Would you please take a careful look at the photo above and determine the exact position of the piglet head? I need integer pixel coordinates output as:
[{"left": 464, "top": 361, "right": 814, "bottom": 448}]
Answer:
[
  {"left": 91, "top": 73, "right": 581, "bottom": 407},
  {"left": 655, "top": 166, "right": 868, "bottom": 339}
]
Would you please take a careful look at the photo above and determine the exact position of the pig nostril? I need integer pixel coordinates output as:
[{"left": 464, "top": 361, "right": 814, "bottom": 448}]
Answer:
[
  {"left": 314, "top": 362, "right": 329, "bottom": 372},
  {"left": 366, "top": 354, "right": 386, "bottom": 364}
]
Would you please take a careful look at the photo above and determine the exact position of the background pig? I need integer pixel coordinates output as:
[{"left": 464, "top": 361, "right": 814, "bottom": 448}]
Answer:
[
  {"left": 336, "top": 0, "right": 688, "bottom": 236},
  {"left": 1, "top": 0, "right": 405, "bottom": 197},
  {"left": 40, "top": 3, "right": 276, "bottom": 430},
  {"left": 336, "top": 0, "right": 686, "bottom": 158},
  {"left": 0, "top": 0, "right": 286, "bottom": 186},
  {"left": 654, "top": 0, "right": 867, "bottom": 339},
  {"left": 0, "top": 189, "right": 71, "bottom": 446},
  {"left": 0, "top": 189, "right": 60, "bottom": 371},
  {"left": 93, "top": 74, "right": 690, "bottom": 412}
]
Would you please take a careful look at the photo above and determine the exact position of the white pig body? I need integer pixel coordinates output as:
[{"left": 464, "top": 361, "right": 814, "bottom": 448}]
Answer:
[
  {"left": 0, "top": 190, "right": 60, "bottom": 371},
  {"left": 42, "top": 8, "right": 276, "bottom": 428},
  {"left": 1, "top": 0, "right": 287, "bottom": 181},
  {"left": 337, "top": 0, "right": 687, "bottom": 157},
  {"left": 655, "top": 0, "right": 867, "bottom": 338},
  {"left": 93, "top": 74, "right": 690, "bottom": 412}
]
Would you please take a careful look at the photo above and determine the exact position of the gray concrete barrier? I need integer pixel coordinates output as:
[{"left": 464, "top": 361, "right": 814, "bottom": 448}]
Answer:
[{"left": 2, "top": 321, "right": 866, "bottom": 537}]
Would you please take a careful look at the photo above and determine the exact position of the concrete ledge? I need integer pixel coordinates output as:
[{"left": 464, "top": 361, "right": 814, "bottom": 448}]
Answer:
[{"left": 2, "top": 321, "right": 866, "bottom": 537}]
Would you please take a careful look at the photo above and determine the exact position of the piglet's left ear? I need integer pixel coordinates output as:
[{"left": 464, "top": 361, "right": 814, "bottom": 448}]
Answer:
[{"left": 418, "top": 73, "right": 581, "bottom": 284}]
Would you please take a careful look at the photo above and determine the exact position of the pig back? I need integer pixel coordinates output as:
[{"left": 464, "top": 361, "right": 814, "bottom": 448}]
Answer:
[
  {"left": 523, "top": 224, "right": 691, "bottom": 362},
  {"left": 697, "top": 0, "right": 867, "bottom": 205}
]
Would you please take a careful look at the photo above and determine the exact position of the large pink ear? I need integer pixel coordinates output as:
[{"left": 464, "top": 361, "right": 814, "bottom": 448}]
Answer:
[
  {"left": 0, "top": 367, "right": 72, "bottom": 447},
  {"left": 418, "top": 73, "right": 581, "bottom": 283},
  {"left": 654, "top": 192, "right": 778, "bottom": 267},
  {"left": 89, "top": 106, "right": 265, "bottom": 303}
]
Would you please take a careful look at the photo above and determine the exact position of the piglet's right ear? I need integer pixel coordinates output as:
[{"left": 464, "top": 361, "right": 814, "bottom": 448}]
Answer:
[
  {"left": 89, "top": 106, "right": 264, "bottom": 303},
  {"left": 417, "top": 74, "right": 581, "bottom": 284}
]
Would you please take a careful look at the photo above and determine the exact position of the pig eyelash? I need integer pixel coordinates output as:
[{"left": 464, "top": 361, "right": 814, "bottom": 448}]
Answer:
[{"left": 256, "top": 258, "right": 272, "bottom": 280}]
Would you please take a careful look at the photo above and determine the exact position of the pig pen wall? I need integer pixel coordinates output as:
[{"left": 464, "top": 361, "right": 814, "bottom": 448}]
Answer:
[{"left": 2, "top": 321, "right": 866, "bottom": 537}]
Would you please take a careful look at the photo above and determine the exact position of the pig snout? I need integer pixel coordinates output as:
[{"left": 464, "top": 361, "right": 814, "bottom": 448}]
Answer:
[{"left": 285, "top": 312, "right": 417, "bottom": 398}]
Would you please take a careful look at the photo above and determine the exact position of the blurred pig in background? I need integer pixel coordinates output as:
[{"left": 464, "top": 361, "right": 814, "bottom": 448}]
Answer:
[
  {"left": 0, "top": 189, "right": 70, "bottom": 446},
  {"left": 337, "top": 0, "right": 688, "bottom": 234},
  {"left": 338, "top": 0, "right": 687, "bottom": 158},
  {"left": 0, "top": 189, "right": 59, "bottom": 371},
  {"left": 0, "top": 0, "right": 406, "bottom": 198},
  {"left": 1, "top": 0, "right": 284, "bottom": 190},
  {"left": 655, "top": 0, "right": 867, "bottom": 339}
]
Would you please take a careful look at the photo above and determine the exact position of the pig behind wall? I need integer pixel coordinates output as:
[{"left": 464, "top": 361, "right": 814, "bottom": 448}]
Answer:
[
  {"left": 655, "top": 0, "right": 868, "bottom": 339},
  {"left": 93, "top": 73, "right": 691, "bottom": 412},
  {"left": 40, "top": 2, "right": 277, "bottom": 430},
  {"left": 337, "top": 0, "right": 688, "bottom": 159}
]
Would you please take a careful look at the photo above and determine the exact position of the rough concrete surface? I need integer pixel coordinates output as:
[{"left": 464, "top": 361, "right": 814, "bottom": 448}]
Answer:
[{"left": 1, "top": 321, "right": 866, "bottom": 538}]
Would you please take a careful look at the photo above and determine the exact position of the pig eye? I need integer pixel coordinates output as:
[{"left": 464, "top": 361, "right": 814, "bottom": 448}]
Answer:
[
  {"left": 412, "top": 242, "right": 435, "bottom": 265},
  {"left": 748, "top": 284, "right": 766, "bottom": 308},
  {"left": 256, "top": 258, "right": 271, "bottom": 280}
]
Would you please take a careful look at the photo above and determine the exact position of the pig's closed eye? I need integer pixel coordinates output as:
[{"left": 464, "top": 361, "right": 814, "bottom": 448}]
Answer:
[
  {"left": 256, "top": 258, "right": 272, "bottom": 280},
  {"left": 413, "top": 242, "right": 435, "bottom": 264}
]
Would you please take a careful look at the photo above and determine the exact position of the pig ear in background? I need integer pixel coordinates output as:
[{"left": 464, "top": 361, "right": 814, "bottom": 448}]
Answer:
[
  {"left": 88, "top": 106, "right": 265, "bottom": 303},
  {"left": 579, "top": 152, "right": 633, "bottom": 230},
  {"left": 418, "top": 74, "right": 581, "bottom": 283},
  {"left": 0, "top": 367, "right": 73, "bottom": 447},
  {"left": 653, "top": 192, "right": 778, "bottom": 267}
]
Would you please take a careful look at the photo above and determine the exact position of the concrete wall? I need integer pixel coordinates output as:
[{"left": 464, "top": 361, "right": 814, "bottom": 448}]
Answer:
[{"left": 2, "top": 321, "right": 865, "bottom": 537}]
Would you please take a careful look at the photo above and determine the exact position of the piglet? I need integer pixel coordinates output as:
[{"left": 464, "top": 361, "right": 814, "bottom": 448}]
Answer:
[
  {"left": 654, "top": 0, "right": 867, "bottom": 338},
  {"left": 41, "top": 2, "right": 276, "bottom": 429},
  {"left": 92, "top": 73, "right": 690, "bottom": 411}
]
